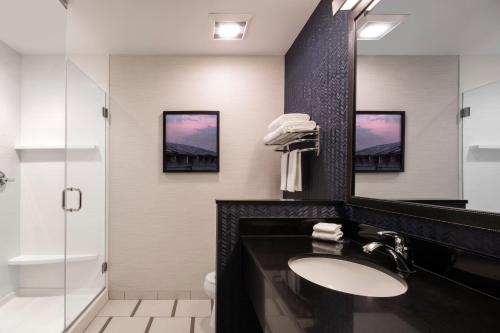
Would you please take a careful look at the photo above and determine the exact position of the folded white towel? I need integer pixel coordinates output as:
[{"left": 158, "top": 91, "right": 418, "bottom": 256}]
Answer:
[
  {"left": 286, "top": 150, "right": 298, "bottom": 192},
  {"left": 312, "top": 231, "right": 343, "bottom": 242},
  {"left": 263, "top": 120, "right": 317, "bottom": 144},
  {"left": 313, "top": 223, "right": 342, "bottom": 234},
  {"left": 280, "top": 152, "right": 289, "bottom": 191},
  {"left": 268, "top": 113, "right": 310, "bottom": 131}
]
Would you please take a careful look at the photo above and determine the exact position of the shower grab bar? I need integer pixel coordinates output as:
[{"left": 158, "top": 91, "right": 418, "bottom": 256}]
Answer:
[{"left": 62, "top": 187, "right": 82, "bottom": 212}]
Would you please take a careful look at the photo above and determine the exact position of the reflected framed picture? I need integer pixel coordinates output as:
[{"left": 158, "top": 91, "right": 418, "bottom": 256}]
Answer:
[
  {"left": 163, "top": 111, "right": 220, "bottom": 172},
  {"left": 355, "top": 111, "right": 405, "bottom": 172}
]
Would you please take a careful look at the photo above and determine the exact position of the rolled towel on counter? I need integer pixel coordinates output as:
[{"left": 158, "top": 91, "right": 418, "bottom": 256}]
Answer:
[
  {"left": 312, "top": 231, "right": 343, "bottom": 242},
  {"left": 313, "top": 223, "right": 342, "bottom": 234},
  {"left": 268, "top": 113, "right": 310, "bottom": 131}
]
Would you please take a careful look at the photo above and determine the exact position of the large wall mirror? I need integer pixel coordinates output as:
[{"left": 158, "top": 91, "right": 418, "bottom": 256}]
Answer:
[{"left": 351, "top": 0, "right": 500, "bottom": 226}]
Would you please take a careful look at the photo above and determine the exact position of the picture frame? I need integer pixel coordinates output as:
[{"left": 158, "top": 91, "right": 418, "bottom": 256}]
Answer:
[
  {"left": 163, "top": 111, "right": 220, "bottom": 172},
  {"left": 355, "top": 111, "right": 405, "bottom": 172}
]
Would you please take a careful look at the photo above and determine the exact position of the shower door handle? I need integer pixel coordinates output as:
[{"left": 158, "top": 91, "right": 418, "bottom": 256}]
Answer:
[{"left": 62, "top": 187, "right": 83, "bottom": 212}]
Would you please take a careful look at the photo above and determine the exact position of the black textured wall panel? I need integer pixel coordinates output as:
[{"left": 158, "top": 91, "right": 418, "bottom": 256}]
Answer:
[
  {"left": 216, "top": 201, "right": 341, "bottom": 333},
  {"left": 284, "top": 1, "right": 351, "bottom": 201},
  {"left": 346, "top": 205, "right": 500, "bottom": 259}
]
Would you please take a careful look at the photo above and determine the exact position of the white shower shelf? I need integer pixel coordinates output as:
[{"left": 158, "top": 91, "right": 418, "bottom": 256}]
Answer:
[
  {"left": 8, "top": 254, "right": 98, "bottom": 266},
  {"left": 470, "top": 145, "right": 500, "bottom": 150},
  {"left": 15, "top": 144, "right": 97, "bottom": 150}
]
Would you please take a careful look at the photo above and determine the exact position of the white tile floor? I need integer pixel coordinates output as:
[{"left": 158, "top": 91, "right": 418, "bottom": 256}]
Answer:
[{"left": 85, "top": 299, "right": 214, "bottom": 333}]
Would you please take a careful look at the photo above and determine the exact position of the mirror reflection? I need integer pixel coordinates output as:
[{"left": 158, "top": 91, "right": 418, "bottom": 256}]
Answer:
[{"left": 354, "top": 0, "right": 500, "bottom": 214}]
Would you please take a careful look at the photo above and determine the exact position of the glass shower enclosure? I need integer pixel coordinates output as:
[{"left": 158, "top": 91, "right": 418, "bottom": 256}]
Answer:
[
  {"left": 0, "top": 0, "right": 107, "bottom": 331},
  {"left": 462, "top": 80, "right": 500, "bottom": 213}
]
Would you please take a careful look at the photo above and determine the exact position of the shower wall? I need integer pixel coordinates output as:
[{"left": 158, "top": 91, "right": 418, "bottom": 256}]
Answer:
[
  {"left": 17, "top": 55, "right": 66, "bottom": 290},
  {"left": 0, "top": 40, "right": 21, "bottom": 300}
]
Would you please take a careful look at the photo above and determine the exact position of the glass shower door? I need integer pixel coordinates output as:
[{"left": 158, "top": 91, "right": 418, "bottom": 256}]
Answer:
[
  {"left": 462, "top": 80, "right": 500, "bottom": 213},
  {"left": 64, "top": 61, "right": 107, "bottom": 326}
]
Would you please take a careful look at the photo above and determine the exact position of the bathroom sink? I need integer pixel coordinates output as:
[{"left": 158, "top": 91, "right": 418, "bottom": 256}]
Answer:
[{"left": 288, "top": 256, "right": 407, "bottom": 297}]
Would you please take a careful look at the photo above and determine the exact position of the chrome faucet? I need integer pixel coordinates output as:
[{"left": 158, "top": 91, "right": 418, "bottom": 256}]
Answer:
[
  {"left": 0, "top": 171, "right": 15, "bottom": 187},
  {"left": 362, "top": 231, "right": 414, "bottom": 273}
]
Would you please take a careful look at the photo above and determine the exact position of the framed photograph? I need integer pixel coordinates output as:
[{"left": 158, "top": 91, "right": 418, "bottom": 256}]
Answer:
[
  {"left": 163, "top": 111, "right": 220, "bottom": 172},
  {"left": 355, "top": 111, "right": 405, "bottom": 172}
]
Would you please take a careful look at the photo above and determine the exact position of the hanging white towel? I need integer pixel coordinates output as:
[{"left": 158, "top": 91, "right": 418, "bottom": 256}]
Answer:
[
  {"left": 294, "top": 151, "right": 302, "bottom": 191},
  {"left": 268, "top": 113, "right": 310, "bottom": 131},
  {"left": 286, "top": 150, "right": 298, "bottom": 192},
  {"left": 280, "top": 152, "right": 289, "bottom": 191}
]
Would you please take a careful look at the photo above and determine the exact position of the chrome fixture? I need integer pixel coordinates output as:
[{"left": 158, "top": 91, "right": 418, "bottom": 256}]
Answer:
[
  {"left": 363, "top": 231, "right": 414, "bottom": 273},
  {"left": 0, "top": 171, "right": 15, "bottom": 187},
  {"left": 266, "top": 126, "right": 321, "bottom": 156},
  {"left": 62, "top": 187, "right": 83, "bottom": 212}
]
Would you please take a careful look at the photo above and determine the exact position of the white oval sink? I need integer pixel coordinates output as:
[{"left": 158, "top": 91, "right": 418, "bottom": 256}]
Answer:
[{"left": 288, "top": 256, "right": 407, "bottom": 297}]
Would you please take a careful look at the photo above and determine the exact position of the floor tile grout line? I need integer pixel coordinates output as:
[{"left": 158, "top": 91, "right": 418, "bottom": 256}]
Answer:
[
  {"left": 190, "top": 317, "right": 195, "bottom": 333},
  {"left": 171, "top": 299, "right": 178, "bottom": 317},
  {"left": 131, "top": 299, "right": 142, "bottom": 317},
  {"left": 144, "top": 317, "right": 154, "bottom": 333},
  {"left": 99, "top": 317, "right": 112, "bottom": 333}
]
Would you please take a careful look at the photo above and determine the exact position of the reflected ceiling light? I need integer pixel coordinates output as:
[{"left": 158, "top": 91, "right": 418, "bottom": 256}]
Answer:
[
  {"left": 209, "top": 14, "right": 252, "bottom": 40},
  {"left": 357, "top": 14, "right": 407, "bottom": 40},
  {"left": 341, "top": 0, "right": 362, "bottom": 10},
  {"left": 332, "top": 0, "right": 361, "bottom": 16},
  {"left": 366, "top": 0, "right": 383, "bottom": 12}
]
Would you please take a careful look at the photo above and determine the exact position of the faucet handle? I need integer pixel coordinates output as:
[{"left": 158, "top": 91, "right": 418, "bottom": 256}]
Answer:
[
  {"left": 377, "top": 230, "right": 399, "bottom": 237},
  {"left": 377, "top": 231, "right": 408, "bottom": 257}
]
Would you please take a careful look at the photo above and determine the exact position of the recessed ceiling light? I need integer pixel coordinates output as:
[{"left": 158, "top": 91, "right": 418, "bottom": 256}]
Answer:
[
  {"left": 209, "top": 14, "right": 252, "bottom": 41},
  {"left": 358, "top": 22, "right": 392, "bottom": 39},
  {"left": 214, "top": 22, "right": 246, "bottom": 40},
  {"left": 357, "top": 14, "right": 407, "bottom": 40}
]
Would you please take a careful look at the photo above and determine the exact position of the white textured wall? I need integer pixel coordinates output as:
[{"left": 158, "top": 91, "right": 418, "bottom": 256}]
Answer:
[
  {"left": 17, "top": 56, "right": 66, "bottom": 290},
  {"left": 355, "top": 55, "right": 460, "bottom": 199},
  {"left": 0, "top": 40, "right": 21, "bottom": 299},
  {"left": 460, "top": 55, "right": 500, "bottom": 93},
  {"left": 19, "top": 56, "right": 66, "bottom": 257},
  {"left": 109, "top": 55, "right": 283, "bottom": 297}
]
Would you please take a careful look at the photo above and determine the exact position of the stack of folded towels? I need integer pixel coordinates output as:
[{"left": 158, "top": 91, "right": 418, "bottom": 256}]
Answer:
[
  {"left": 312, "top": 222, "right": 343, "bottom": 242},
  {"left": 263, "top": 113, "right": 316, "bottom": 193},
  {"left": 263, "top": 113, "right": 317, "bottom": 144}
]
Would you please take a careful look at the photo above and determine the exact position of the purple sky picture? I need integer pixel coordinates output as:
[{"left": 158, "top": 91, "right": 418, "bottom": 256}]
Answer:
[
  {"left": 166, "top": 114, "right": 217, "bottom": 152},
  {"left": 356, "top": 114, "right": 401, "bottom": 151}
]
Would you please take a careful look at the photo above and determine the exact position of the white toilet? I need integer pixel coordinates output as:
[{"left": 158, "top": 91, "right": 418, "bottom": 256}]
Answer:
[{"left": 204, "top": 271, "right": 216, "bottom": 328}]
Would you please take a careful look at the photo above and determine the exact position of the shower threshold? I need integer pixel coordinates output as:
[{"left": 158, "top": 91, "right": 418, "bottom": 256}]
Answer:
[{"left": 0, "top": 294, "right": 95, "bottom": 333}]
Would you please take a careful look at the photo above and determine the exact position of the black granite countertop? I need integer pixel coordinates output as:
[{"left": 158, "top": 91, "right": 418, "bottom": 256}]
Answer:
[
  {"left": 242, "top": 236, "right": 500, "bottom": 333},
  {"left": 216, "top": 199, "right": 340, "bottom": 205}
]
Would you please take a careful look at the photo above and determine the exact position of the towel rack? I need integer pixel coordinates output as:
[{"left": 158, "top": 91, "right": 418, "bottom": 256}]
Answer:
[{"left": 265, "top": 126, "right": 320, "bottom": 156}]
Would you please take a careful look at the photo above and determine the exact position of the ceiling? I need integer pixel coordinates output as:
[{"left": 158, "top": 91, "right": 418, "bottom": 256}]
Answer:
[
  {"left": 0, "top": 0, "right": 320, "bottom": 56},
  {"left": 358, "top": 0, "right": 500, "bottom": 55},
  {"left": 0, "top": 0, "right": 66, "bottom": 54},
  {"left": 66, "top": 0, "right": 320, "bottom": 56}
]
